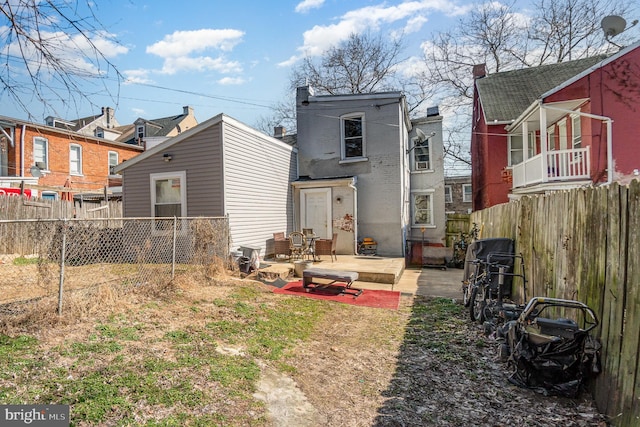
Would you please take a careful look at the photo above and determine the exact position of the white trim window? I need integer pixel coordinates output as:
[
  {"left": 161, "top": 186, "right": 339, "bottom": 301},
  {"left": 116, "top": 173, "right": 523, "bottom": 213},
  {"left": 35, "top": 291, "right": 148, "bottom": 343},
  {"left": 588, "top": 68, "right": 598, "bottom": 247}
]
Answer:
[
  {"left": 151, "top": 171, "right": 187, "bottom": 231},
  {"left": 413, "top": 138, "right": 431, "bottom": 171},
  {"left": 69, "top": 144, "right": 82, "bottom": 175},
  {"left": 571, "top": 113, "right": 582, "bottom": 149},
  {"left": 444, "top": 185, "right": 452, "bottom": 203},
  {"left": 462, "top": 184, "right": 472, "bottom": 203},
  {"left": 508, "top": 132, "right": 535, "bottom": 166},
  {"left": 340, "top": 113, "right": 366, "bottom": 161},
  {"left": 33, "top": 137, "right": 49, "bottom": 171},
  {"left": 108, "top": 151, "right": 118, "bottom": 176},
  {"left": 412, "top": 191, "right": 435, "bottom": 227}
]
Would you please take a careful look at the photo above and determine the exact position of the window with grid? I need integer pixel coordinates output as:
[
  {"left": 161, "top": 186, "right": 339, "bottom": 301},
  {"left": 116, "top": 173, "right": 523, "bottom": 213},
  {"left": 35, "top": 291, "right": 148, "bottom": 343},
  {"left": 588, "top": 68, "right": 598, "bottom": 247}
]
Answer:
[
  {"left": 33, "top": 137, "right": 49, "bottom": 170},
  {"left": 444, "top": 186, "right": 452, "bottom": 203},
  {"left": 108, "top": 151, "right": 118, "bottom": 176},
  {"left": 151, "top": 171, "right": 187, "bottom": 231},
  {"left": 463, "top": 184, "right": 472, "bottom": 203},
  {"left": 413, "top": 139, "right": 431, "bottom": 170},
  {"left": 340, "top": 113, "right": 365, "bottom": 160},
  {"left": 70, "top": 144, "right": 82, "bottom": 175},
  {"left": 412, "top": 193, "right": 434, "bottom": 226}
]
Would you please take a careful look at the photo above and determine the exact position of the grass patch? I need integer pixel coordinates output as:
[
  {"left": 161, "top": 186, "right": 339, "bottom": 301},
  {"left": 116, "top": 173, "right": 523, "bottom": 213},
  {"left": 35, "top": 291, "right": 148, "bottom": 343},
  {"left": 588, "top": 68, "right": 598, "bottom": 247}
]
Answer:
[{"left": 0, "top": 281, "right": 330, "bottom": 425}]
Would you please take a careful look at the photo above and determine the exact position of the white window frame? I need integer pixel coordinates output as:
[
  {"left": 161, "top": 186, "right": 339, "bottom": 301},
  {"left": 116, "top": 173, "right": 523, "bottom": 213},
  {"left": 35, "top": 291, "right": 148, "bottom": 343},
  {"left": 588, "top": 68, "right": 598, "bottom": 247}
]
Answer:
[
  {"left": 108, "top": 151, "right": 118, "bottom": 176},
  {"left": 150, "top": 171, "right": 187, "bottom": 233},
  {"left": 412, "top": 137, "right": 432, "bottom": 171},
  {"left": 508, "top": 131, "right": 535, "bottom": 166},
  {"left": 411, "top": 190, "right": 435, "bottom": 228},
  {"left": 69, "top": 144, "right": 82, "bottom": 175},
  {"left": 558, "top": 118, "right": 568, "bottom": 150},
  {"left": 571, "top": 113, "right": 582, "bottom": 149},
  {"left": 444, "top": 185, "right": 452, "bottom": 203},
  {"left": 339, "top": 112, "right": 367, "bottom": 163},
  {"left": 462, "top": 184, "right": 472, "bottom": 203},
  {"left": 33, "top": 137, "right": 49, "bottom": 171}
]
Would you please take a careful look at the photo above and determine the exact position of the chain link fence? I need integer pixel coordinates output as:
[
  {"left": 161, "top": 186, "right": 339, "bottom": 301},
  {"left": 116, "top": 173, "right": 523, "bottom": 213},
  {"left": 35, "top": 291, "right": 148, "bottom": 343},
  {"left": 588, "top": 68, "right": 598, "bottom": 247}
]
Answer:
[{"left": 0, "top": 217, "right": 230, "bottom": 320}]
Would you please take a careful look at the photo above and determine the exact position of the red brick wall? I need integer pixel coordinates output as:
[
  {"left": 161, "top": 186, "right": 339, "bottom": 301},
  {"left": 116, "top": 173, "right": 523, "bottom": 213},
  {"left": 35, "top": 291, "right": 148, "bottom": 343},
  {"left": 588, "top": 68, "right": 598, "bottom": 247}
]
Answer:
[{"left": 11, "top": 124, "right": 142, "bottom": 194}]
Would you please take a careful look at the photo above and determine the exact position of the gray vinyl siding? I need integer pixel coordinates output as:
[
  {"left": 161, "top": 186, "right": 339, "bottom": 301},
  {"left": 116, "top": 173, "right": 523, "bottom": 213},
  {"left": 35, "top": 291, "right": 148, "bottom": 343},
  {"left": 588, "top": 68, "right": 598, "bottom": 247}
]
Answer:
[
  {"left": 121, "top": 125, "right": 224, "bottom": 217},
  {"left": 222, "top": 121, "right": 297, "bottom": 254}
]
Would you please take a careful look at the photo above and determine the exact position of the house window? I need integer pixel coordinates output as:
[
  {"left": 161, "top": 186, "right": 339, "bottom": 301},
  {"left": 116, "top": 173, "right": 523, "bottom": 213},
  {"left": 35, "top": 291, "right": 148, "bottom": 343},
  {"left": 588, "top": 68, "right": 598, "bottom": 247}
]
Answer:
[
  {"left": 69, "top": 144, "right": 82, "bottom": 175},
  {"left": 137, "top": 125, "right": 145, "bottom": 142},
  {"left": 444, "top": 186, "right": 452, "bottom": 203},
  {"left": 340, "top": 113, "right": 366, "bottom": 160},
  {"left": 108, "top": 151, "right": 118, "bottom": 176},
  {"left": 558, "top": 119, "right": 568, "bottom": 150},
  {"left": 412, "top": 192, "right": 434, "bottom": 227},
  {"left": 33, "top": 137, "right": 49, "bottom": 171},
  {"left": 413, "top": 138, "right": 431, "bottom": 170},
  {"left": 508, "top": 132, "right": 535, "bottom": 166},
  {"left": 151, "top": 171, "right": 187, "bottom": 231},
  {"left": 462, "top": 184, "right": 472, "bottom": 203},
  {"left": 571, "top": 114, "right": 581, "bottom": 149}
]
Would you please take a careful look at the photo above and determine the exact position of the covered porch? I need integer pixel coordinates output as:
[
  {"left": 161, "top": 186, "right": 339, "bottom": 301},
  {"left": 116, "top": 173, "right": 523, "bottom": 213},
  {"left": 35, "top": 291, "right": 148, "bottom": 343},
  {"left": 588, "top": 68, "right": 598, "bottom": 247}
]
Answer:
[{"left": 507, "top": 99, "right": 612, "bottom": 190}]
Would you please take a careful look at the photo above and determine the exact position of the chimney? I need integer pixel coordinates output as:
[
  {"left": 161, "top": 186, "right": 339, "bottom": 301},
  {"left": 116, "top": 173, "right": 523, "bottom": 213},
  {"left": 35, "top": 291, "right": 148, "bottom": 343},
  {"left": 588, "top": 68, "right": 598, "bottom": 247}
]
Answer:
[
  {"left": 296, "top": 86, "right": 314, "bottom": 107},
  {"left": 104, "top": 107, "right": 114, "bottom": 128},
  {"left": 183, "top": 106, "right": 194, "bottom": 116},
  {"left": 274, "top": 126, "right": 285, "bottom": 138},
  {"left": 473, "top": 64, "right": 486, "bottom": 79}
]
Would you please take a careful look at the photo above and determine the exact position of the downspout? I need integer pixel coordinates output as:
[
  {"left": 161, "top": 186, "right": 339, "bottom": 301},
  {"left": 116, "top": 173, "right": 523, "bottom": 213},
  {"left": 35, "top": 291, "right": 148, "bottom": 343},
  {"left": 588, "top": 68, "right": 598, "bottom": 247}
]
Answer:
[
  {"left": 348, "top": 180, "right": 358, "bottom": 255},
  {"left": 20, "top": 124, "right": 25, "bottom": 177},
  {"left": 542, "top": 105, "right": 613, "bottom": 185}
]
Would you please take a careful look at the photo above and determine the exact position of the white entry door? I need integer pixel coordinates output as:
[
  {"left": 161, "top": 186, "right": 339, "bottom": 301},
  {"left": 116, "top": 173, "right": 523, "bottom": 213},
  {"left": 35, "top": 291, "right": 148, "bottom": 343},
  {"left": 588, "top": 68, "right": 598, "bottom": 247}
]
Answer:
[{"left": 300, "top": 188, "right": 331, "bottom": 238}]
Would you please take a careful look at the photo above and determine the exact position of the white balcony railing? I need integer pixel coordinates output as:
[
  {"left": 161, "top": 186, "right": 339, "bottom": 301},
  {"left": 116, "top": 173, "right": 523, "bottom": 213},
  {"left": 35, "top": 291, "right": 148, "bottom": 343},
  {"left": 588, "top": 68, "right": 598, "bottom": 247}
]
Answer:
[{"left": 512, "top": 147, "right": 591, "bottom": 188}]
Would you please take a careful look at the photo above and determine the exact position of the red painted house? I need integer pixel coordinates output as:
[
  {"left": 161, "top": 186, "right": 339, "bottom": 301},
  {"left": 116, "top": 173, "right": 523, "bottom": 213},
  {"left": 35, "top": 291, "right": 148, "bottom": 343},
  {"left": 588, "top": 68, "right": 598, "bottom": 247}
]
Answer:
[{"left": 471, "top": 41, "right": 640, "bottom": 210}]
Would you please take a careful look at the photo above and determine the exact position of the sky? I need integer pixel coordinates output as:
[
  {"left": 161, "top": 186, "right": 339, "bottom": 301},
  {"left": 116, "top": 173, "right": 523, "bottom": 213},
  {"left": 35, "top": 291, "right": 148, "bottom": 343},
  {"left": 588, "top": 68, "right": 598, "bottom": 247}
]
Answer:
[
  {"left": 2, "top": 0, "right": 631, "bottom": 136},
  {"left": 1, "top": 0, "right": 485, "bottom": 130}
]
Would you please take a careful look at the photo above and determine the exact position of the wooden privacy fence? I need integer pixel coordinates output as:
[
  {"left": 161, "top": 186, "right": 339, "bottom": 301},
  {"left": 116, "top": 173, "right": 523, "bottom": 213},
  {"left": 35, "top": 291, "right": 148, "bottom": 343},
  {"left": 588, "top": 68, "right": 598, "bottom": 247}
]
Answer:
[
  {"left": 471, "top": 181, "right": 640, "bottom": 426},
  {"left": 0, "top": 195, "right": 122, "bottom": 221}
]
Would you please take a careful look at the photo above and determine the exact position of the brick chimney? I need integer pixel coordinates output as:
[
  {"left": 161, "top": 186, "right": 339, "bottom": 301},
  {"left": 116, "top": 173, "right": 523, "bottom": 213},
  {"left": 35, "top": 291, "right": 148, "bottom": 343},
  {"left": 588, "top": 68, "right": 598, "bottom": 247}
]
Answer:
[{"left": 473, "top": 63, "right": 487, "bottom": 79}]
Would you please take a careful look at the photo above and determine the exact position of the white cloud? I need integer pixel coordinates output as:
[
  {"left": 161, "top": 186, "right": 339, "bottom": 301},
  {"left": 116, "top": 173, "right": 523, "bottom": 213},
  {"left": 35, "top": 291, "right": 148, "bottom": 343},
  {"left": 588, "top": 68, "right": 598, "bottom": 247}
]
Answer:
[
  {"left": 146, "top": 29, "right": 244, "bottom": 57},
  {"left": 295, "top": 0, "right": 325, "bottom": 14},
  {"left": 123, "top": 69, "right": 153, "bottom": 85},
  {"left": 218, "top": 76, "right": 247, "bottom": 85},
  {"left": 146, "top": 28, "right": 245, "bottom": 75},
  {"left": 279, "top": 0, "right": 472, "bottom": 67},
  {"left": 5, "top": 29, "right": 128, "bottom": 76}
]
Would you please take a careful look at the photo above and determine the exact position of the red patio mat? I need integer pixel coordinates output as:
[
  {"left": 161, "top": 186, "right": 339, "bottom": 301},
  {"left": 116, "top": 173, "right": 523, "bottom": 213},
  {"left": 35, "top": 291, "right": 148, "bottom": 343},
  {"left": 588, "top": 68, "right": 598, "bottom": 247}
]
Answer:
[{"left": 273, "top": 280, "right": 400, "bottom": 310}]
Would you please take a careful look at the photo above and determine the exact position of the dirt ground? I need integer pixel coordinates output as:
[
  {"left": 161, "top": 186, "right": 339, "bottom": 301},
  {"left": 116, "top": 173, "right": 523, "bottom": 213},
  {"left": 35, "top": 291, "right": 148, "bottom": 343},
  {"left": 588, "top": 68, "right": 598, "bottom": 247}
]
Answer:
[
  {"left": 0, "top": 263, "right": 609, "bottom": 426},
  {"left": 257, "top": 294, "right": 608, "bottom": 427}
]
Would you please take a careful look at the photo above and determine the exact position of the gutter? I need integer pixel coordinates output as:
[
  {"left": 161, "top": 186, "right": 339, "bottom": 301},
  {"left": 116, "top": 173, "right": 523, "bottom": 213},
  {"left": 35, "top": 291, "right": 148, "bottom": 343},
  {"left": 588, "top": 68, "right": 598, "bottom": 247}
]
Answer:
[{"left": 20, "top": 124, "right": 25, "bottom": 177}]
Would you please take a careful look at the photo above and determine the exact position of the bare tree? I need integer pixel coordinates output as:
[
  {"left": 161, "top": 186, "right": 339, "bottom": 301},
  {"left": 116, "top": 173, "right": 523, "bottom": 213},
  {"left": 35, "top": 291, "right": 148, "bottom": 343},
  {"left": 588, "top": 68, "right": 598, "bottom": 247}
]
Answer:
[
  {"left": 0, "top": 0, "right": 124, "bottom": 120},
  {"left": 257, "top": 32, "right": 423, "bottom": 134},
  {"left": 290, "top": 32, "right": 405, "bottom": 95},
  {"left": 419, "top": 0, "right": 635, "bottom": 170}
]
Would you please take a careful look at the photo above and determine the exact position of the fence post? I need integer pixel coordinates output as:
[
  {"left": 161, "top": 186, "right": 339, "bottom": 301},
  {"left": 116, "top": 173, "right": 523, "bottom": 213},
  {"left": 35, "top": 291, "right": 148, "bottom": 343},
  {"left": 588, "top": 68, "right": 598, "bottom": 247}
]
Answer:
[
  {"left": 171, "top": 216, "right": 177, "bottom": 280},
  {"left": 57, "top": 219, "right": 67, "bottom": 315}
]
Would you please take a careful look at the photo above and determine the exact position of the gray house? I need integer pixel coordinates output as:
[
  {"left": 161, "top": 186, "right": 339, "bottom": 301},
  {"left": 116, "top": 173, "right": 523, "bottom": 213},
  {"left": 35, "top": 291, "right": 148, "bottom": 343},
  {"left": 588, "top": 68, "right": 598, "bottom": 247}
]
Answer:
[
  {"left": 295, "top": 86, "right": 446, "bottom": 257},
  {"left": 113, "top": 113, "right": 297, "bottom": 255}
]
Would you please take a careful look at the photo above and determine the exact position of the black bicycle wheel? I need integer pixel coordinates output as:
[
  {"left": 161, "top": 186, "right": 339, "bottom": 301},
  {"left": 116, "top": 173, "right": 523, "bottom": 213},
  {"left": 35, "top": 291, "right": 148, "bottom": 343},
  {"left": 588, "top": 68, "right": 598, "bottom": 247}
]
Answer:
[{"left": 470, "top": 286, "right": 486, "bottom": 323}]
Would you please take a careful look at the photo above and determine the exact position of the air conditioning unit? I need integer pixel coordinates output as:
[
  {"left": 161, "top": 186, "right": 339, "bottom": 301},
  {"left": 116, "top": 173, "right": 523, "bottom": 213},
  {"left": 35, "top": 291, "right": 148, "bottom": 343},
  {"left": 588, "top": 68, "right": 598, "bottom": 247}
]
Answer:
[{"left": 416, "top": 161, "right": 429, "bottom": 170}]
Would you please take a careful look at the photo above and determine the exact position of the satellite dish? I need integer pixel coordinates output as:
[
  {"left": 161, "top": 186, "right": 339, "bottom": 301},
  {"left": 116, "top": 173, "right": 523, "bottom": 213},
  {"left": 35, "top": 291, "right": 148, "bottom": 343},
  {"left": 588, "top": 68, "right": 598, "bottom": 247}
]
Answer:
[
  {"left": 415, "top": 128, "right": 427, "bottom": 142},
  {"left": 601, "top": 15, "right": 627, "bottom": 37},
  {"left": 30, "top": 165, "right": 41, "bottom": 178}
]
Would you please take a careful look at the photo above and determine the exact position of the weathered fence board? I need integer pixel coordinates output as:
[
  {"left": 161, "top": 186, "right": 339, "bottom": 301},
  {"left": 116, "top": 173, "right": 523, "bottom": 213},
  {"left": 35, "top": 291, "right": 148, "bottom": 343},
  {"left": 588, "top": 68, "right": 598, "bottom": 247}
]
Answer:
[{"left": 471, "top": 180, "right": 640, "bottom": 426}]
